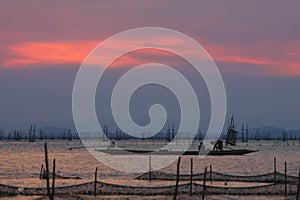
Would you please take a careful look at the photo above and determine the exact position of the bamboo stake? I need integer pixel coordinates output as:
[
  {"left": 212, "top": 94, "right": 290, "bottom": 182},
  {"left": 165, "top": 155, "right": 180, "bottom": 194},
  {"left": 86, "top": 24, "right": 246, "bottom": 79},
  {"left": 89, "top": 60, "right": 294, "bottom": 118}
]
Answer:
[
  {"left": 190, "top": 158, "right": 193, "bottom": 196},
  {"left": 173, "top": 156, "right": 181, "bottom": 200},
  {"left": 285, "top": 161, "right": 287, "bottom": 196},
  {"left": 209, "top": 164, "right": 212, "bottom": 183},
  {"left": 274, "top": 157, "right": 276, "bottom": 183},
  {"left": 149, "top": 156, "right": 152, "bottom": 181},
  {"left": 296, "top": 168, "right": 300, "bottom": 200},
  {"left": 44, "top": 142, "right": 51, "bottom": 200},
  {"left": 39, "top": 164, "right": 44, "bottom": 179},
  {"left": 202, "top": 166, "right": 207, "bottom": 200},
  {"left": 52, "top": 159, "right": 55, "bottom": 200},
  {"left": 94, "top": 167, "right": 98, "bottom": 196}
]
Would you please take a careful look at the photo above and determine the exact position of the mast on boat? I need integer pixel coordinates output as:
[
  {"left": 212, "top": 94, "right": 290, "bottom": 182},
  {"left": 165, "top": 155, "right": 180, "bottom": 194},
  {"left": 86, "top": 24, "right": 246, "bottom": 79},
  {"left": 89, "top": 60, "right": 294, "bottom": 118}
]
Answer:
[{"left": 225, "top": 115, "right": 238, "bottom": 146}]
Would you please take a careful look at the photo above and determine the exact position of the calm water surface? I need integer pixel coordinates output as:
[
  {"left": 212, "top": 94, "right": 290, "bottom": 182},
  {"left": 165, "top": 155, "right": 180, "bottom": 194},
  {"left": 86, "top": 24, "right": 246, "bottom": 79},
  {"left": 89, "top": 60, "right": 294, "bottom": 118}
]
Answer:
[{"left": 0, "top": 140, "right": 299, "bottom": 187}]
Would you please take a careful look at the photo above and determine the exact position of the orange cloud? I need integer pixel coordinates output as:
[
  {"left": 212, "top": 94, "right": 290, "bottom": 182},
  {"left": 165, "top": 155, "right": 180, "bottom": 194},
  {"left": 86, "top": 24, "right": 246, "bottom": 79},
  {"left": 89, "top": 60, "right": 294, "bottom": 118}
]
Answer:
[
  {"left": 3, "top": 38, "right": 202, "bottom": 69},
  {"left": 5, "top": 41, "right": 98, "bottom": 68},
  {"left": 3, "top": 40, "right": 300, "bottom": 76},
  {"left": 204, "top": 41, "right": 300, "bottom": 76}
]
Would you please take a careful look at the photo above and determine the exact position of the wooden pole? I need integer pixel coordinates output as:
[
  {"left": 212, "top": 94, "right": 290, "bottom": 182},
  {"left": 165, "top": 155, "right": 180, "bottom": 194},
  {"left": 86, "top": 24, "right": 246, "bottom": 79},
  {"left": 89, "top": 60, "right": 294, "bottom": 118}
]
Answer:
[
  {"left": 39, "top": 164, "right": 44, "bottom": 179},
  {"left": 209, "top": 164, "right": 212, "bottom": 183},
  {"left": 94, "top": 167, "right": 98, "bottom": 196},
  {"left": 296, "top": 168, "right": 300, "bottom": 200},
  {"left": 44, "top": 142, "right": 51, "bottom": 200},
  {"left": 52, "top": 159, "right": 55, "bottom": 200},
  {"left": 202, "top": 166, "right": 207, "bottom": 200},
  {"left": 285, "top": 161, "right": 287, "bottom": 196},
  {"left": 274, "top": 157, "right": 276, "bottom": 183},
  {"left": 173, "top": 156, "right": 181, "bottom": 200},
  {"left": 149, "top": 156, "right": 152, "bottom": 181},
  {"left": 190, "top": 158, "right": 193, "bottom": 196}
]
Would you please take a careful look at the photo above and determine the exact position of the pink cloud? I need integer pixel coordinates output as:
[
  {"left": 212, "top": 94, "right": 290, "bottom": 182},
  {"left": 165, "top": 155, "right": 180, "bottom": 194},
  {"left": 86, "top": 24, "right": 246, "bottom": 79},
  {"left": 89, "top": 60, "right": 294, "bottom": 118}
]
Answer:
[
  {"left": 3, "top": 39, "right": 300, "bottom": 76},
  {"left": 4, "top": 41, "right": 98, "bottom": 68}
]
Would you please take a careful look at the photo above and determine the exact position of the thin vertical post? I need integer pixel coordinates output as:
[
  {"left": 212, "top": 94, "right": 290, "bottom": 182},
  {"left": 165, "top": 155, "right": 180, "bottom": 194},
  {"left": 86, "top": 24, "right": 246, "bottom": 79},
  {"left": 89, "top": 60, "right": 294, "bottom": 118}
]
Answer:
[
  {"left": 190, "top": 158, "right": 193, "bottom": 196},
  {"left": 202, "top": 166, "right": 208, "bottom": 200},
  {"left": 285, "top": 161, "right": 287, "bottom": 196},
  {"left": 39, "top": 164, "right": 44, "bottom": 179},
  {"left": 149, "top": 156, "right": 152, "bottom": 181},
  {"left": 94, "top": 167, "right": 98, "bottom": 196},
  {"left": 209, "top": 164, "right": 212, "bottom": 182},
  {"left": 296, "top": 168, "right": 300, "bottom": 200},
  {"left": 44, "top": 142, "right": 51, "bottom": 200},
  {"left": 274, "top": 157, "right": 276, "bottom": 183},
  {"left": 52, "top": 159, "right": 55, "bottom": 200},
  {"left": 173, "top": 156, "right": 181, "bottom": 200}
]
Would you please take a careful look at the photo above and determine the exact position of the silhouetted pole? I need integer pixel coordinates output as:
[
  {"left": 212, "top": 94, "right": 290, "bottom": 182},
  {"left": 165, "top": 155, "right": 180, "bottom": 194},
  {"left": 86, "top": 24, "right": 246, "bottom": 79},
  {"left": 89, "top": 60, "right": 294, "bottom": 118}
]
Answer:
[
  {"left": 209, "top": 164, "right": 212, "bottom": 183},
  {"left": 174, "top": 156, "right": 181, "bottom": 200},
  {"left": 44, "top": 142, "right": 51, "bottom": 200},
  {"left": 296, "top": 168, "right": 300, "bottom": 200},
  {"left": 94, "top": 167, "right": 98, "bottom": 196},
  {"left": 149, "top": 156, "right": 152, "bottom": 181},
  {"left": 285, "top": 161, "right": 287, "bottom": 196},
  {"left": 190, "top": 158, "right": 193, "bottom": 196},
  {"left": 274, "top": 157, "right": 276, "bottom": 183},
  {"left": 39, "top": 164, "right": 44, "bottom": 179},
  {"left": 202, "top": 166, "right": 208, "bottom": 200},
  {"left": 52, "top": 159, "right": 56, "bottom": 200}
]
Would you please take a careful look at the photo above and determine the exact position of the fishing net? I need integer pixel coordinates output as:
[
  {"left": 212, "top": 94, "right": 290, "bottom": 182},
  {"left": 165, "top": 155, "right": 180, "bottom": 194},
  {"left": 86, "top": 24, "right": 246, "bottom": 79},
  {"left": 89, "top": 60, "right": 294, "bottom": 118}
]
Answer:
[
  {"left": 1, "top": 180, "right": 299, "bottom": 196},
  {"left": 136, "top": 170, "right": 299, "bottom": 183}
]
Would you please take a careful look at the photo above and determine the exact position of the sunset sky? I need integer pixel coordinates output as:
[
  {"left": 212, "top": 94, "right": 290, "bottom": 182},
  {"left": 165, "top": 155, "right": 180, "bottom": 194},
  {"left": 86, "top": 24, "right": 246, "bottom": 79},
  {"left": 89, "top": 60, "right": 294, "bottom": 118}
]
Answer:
[{"left": 0, "top": 1, "right": 300, "bottom": 131}]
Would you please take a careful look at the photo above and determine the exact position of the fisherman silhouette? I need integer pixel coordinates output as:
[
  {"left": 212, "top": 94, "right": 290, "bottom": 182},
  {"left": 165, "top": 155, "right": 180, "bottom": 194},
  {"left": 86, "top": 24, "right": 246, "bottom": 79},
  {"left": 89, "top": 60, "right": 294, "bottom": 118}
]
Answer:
[
  {"left": 198, "top": 141, "right": 203, "bottom": 152},
  {"left": 213, "top": 140, "right": 223, "bottom": 151}
]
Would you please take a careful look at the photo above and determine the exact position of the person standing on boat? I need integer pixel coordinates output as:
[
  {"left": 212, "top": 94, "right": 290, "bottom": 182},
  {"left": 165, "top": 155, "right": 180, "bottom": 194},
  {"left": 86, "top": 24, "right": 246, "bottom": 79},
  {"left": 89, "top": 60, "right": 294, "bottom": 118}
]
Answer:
[
  {"left": 213, "top": 140, "right": 223, "bottom": 151},
  {"left": 198, "top": 141, "right": 203, "bottom": 152}
]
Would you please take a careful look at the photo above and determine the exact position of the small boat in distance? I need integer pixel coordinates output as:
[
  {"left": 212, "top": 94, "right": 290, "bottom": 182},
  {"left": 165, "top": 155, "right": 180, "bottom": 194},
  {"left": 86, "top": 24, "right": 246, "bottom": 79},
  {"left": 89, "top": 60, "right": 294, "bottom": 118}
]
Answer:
[{"left": 96, "top": 115, "right": 258, "bottom": 156}]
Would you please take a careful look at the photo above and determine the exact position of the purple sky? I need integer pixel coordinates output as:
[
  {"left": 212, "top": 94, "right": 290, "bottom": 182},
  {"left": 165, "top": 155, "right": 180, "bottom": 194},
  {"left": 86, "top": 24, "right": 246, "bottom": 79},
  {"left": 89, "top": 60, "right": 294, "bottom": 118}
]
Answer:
[{"left": 0, "top": 1, "right": 299, "bottom": 130}]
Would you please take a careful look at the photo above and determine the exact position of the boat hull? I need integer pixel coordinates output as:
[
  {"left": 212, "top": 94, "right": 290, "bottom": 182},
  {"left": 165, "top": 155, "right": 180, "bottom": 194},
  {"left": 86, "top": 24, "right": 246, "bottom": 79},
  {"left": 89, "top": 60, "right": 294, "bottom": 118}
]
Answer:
[{"left": 96, "top": 149, "right": 258, "bottom": 156}]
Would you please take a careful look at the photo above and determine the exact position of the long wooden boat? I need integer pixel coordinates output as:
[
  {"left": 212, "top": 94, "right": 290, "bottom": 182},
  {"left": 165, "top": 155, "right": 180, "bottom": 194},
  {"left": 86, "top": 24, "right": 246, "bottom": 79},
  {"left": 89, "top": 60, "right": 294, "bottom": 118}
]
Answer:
[
  {"left": 95, "top": 115, "right": 259, "bottom": 156},
  {"left": 95, "top": 148, "right": 258, "bottom": 156}
]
